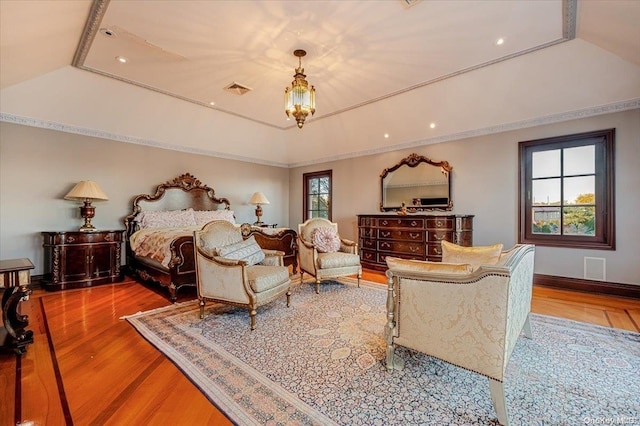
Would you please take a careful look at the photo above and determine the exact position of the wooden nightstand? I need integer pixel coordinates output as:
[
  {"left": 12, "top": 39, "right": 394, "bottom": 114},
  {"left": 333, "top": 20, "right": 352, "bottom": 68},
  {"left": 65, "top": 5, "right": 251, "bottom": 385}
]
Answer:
[{"left": 42, "top": 230, "right": 124, "bottom": 291}]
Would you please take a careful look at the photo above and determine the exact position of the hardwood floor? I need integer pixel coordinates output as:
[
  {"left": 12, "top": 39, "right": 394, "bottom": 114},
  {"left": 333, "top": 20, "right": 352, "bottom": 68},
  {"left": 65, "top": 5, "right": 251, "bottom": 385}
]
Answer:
[{"left": 2, "top": 271, "right": 639, "bottom": 426}]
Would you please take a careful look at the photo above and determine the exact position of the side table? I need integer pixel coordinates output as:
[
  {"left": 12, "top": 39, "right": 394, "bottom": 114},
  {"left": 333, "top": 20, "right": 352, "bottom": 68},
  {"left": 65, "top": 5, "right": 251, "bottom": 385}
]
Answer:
[
  {"left": 0, "top": 258, "right": 35, "bottom": 355},
  {"left": 42, "top": 230, "right": 124, "bottom": 291}
]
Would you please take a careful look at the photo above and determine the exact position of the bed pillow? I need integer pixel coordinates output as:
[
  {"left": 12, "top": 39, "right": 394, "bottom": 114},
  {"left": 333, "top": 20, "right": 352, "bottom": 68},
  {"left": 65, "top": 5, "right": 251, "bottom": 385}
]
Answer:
[
  {"left": 138, "top": 209, "right": 197, "bottom": 229},
  {"left": 218, "top": 236, "right": 265, "bottom": 266},
  {"left": 385, "top": 257, "right": 473, "bottom": 274},
  {"left": 312, "top": 226, "right": 341, "bottom": 253},
  {"left": 441, "top": 241, "right": 503, "bottom": 271},
  {"left": 193, "top": 209, "right": 236, "bottom": 226}
]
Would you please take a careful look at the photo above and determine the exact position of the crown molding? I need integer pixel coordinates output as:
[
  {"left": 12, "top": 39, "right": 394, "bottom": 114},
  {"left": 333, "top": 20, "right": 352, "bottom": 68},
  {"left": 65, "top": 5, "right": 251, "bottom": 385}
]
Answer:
[
  {"left": 288, "top": 98, "right": 640, "bottom": 168},
  {"left": 0, "top": 112, "right": 290, "bottom": 168},
  {"left": 2, "top": 97, "right": 638, "bottom": 169}
]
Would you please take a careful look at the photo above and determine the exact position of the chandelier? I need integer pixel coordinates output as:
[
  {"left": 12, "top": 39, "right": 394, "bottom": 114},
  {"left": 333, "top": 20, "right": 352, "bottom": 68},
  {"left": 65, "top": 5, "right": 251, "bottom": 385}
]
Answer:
[{"left": 284, "top": 49, "right": 316, "bottom": 129}]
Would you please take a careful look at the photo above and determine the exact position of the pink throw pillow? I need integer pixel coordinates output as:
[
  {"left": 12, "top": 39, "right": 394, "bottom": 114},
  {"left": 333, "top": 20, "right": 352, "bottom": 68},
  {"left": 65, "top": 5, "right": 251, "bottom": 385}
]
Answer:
[{"left": 312, "top": 226, "right": 341, "bottom": 253}]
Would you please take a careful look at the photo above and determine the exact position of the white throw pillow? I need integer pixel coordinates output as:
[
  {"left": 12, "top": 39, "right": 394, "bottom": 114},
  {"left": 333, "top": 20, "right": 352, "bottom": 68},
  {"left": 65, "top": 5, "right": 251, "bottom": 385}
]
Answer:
[
  {"left": 138, "top": 209, "right": 196, "bottom": 229},
  {"left": 312, "top": 226, "right": 341, "bottom": 253},
  {"left": 218, "top": 236, "right": 265, "bottom": 266},
  {"left": 193, "top": 209, "right": 236, "bottom": 226}
]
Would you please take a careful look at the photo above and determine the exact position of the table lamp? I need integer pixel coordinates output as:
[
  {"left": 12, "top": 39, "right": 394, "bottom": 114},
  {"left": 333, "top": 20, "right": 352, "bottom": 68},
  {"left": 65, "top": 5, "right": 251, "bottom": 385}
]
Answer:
[
  {"left": 248, "top": 192, "right": 270, "bottom": 225},
  {"left": 64, "top": 181, "right": 109, "bottom": 232}
]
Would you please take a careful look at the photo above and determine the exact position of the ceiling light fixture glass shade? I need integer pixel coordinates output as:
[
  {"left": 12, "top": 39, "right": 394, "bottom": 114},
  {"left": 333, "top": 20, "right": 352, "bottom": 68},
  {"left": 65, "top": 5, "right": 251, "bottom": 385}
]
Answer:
[{"left": 284, "top": 49, "right": 316, "bottom": 129}]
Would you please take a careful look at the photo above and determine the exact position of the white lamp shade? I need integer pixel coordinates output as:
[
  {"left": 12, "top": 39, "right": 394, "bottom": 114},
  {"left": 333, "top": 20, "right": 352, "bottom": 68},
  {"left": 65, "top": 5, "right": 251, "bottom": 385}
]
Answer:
[
  {"left": 64, "top": 181, "right": 109, "bottom": 201},
  {"left": 249, "top": 192, "right": 270, "bottom": 205}
]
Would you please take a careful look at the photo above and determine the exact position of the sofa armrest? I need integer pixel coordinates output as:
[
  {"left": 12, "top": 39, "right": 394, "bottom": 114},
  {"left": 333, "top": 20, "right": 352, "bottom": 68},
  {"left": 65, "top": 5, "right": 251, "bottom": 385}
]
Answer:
[
  {"left": 339, "top": 238, "right": 358, "bottom": 254},
  {"left": 260, "top": 249, "right": 285, "bottom": 266}
]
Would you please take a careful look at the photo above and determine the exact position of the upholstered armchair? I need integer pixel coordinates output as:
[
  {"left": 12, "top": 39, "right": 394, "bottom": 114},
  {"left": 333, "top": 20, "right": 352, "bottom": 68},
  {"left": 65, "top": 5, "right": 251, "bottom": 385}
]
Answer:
[
  {"left": 385, "top": 244, "right": 535, "bottom": 425},
  {"left": 297, "top": 218, "right": 362, "bottom": 293},
  {"left": 194, "top": 220, "right": 291, "bottom": 330}
]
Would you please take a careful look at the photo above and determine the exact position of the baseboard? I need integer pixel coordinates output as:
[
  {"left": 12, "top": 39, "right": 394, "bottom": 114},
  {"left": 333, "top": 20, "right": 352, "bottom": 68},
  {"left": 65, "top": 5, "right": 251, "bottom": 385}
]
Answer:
[
  {"left": 30, "top": 274, "right": 44, "bottom": 289},
  {"left": 534, "top": 273, "right": 640, "bottom": 299}
]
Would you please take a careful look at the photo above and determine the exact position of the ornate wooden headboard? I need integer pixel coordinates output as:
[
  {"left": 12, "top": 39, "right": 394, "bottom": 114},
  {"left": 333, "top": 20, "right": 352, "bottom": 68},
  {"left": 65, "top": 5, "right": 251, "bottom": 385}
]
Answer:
[{"left": 123, "top": 173, "right": 231, "bottom": 239}]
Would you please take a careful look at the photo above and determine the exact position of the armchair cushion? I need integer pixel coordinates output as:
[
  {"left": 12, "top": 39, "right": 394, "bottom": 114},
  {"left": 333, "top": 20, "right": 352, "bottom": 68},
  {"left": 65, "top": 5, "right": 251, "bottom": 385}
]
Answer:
[
  {"left": 218, "top": 235, "right": 265, "bottom": 266},
  {"left": 441, "top": 241, "right": 503, "bottom": 271},
  {"left": 312, "top": 226, "right": 341, "bottom": 253},
  {"left": 247, "top": 265, "right": 290, "bottom": 293},
  {"left": 317, "top": 252, "right": 361, "bottom": 269},
  {"left": 385, "top": 256, "right": 473, "bottom": 274}
]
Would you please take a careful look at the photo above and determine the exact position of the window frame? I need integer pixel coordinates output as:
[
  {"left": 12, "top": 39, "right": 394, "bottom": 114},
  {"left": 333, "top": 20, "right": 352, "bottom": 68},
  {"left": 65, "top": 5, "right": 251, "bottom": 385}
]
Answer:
[
  {"left": 303, "top": 170, "right": 332, "bottom": 221},
  {"left": 518, "top": 128, "right": 615, "bottom": 250}
]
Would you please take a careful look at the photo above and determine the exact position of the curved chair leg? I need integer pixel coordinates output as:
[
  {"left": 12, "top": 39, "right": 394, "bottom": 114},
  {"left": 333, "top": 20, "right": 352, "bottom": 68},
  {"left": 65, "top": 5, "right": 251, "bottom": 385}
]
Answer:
[
  {"left": 250, "top": 308, "right": 257, "bottom": 330},
  {"left": 199, "top": 299, "right": 205, "bottom": 319},
  {"left": 286, "top": 289, "right": 291, "bottom": 307},
  {"left": 357, "top": 271, "right": 361, "bottom": 287},
  {"left": 489, "top": 379, "right": 509, "bottom": 425},
  {"left": 315, "top": 277, "right": 320, "bottom": 294}
]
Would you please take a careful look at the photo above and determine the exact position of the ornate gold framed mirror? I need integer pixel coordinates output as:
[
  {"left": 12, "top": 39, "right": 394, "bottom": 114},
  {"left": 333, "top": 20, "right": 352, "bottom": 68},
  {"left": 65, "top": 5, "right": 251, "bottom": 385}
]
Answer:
[{"left": 380, "top": 153, "right": 453, "bottom": 212}]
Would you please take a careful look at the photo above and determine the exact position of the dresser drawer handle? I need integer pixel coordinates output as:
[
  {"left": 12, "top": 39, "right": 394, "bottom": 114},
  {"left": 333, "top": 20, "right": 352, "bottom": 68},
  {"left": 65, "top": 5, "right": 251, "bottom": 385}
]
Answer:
[
  {"left": 410, "top": 221, "right": 417, "bottom": 227},
  {"left": 410, "top": 233, "right": 420, "bottom": 240},
  {"left": 436, "top": 220, "right": 443, "bottom": 227},
  {"left": 435, "top": 234, "right": 445, "bottom": 241},
  {"left": 381, "top": 231, "right": 391, "bottom": 238},
  {"left": 380, "top": 242, "right": 391, "bottom": 249},
  {"left": 381, "top": 220, "right": 388, "bottom": 226},
  {"left": 433, "top": 247, "right": 442, "bottom": 255},
  {"left": 409, "top": 246, "right": 419, "bottom": 253},
  {"left": 364, "top": 253, "right": 374, "bottom": 260},
  {"left": 67, "top": 236, "right": 75, "bottom": 243},
  {"left": 104, "top": 234, "right": 112, "bottom": 242}
]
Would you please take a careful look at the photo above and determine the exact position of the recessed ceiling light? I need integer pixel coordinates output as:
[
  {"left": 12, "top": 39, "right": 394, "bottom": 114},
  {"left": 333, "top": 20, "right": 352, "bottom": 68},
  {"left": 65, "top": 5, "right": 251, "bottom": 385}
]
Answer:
[
  {"left": 384, "top": 133, "right": 390, "bottom": 139},
  {"left": 209, "top": 101, "right": 215, "bottom": 106},
  {"left": 496, "top": 38, "right": 505, "bottom": 46},
  {"left": 430, "top": 123, "right": 436, "bottom": 129},
  {"left": 115, "top": 56, "right": 128, "bottom": 64}
]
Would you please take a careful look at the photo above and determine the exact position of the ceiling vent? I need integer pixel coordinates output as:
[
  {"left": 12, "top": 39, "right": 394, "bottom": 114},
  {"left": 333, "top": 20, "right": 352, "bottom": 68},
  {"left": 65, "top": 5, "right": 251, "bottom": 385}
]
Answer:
[
  {"left": 400, "top": 0, "right": 422, "bottom": 8},
  {"left": 224, "top": 82, "right": 252, "bottom": 96}
]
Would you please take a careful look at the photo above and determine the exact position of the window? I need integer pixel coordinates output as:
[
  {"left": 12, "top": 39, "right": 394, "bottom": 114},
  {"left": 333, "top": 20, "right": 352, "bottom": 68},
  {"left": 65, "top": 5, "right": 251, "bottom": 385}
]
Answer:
[
  {"left": 519, "top": 129, "right": 615, "bottom": 249},
  {"left": 303, "top": 170, "right": 332, "bottom": 220}
]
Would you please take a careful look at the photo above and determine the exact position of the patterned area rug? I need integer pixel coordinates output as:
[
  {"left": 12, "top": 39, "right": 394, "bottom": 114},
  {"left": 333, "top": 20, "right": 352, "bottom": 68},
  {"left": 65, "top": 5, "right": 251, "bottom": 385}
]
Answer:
[{"left": 125, "top": 278, "right": 640, "bottom": 425}]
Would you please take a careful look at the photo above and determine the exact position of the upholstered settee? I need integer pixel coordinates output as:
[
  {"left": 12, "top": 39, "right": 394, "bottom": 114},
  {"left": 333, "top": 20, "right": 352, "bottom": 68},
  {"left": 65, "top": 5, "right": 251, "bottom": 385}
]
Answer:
[
  {"left": 194, "top": 220, "right": 291, "bottom": 330},
  {"left": 298, "top": 218, "right": 362, "bottom": 293},
  {"left": 385, "top": 244, "right": 535, "bottom": 425}
]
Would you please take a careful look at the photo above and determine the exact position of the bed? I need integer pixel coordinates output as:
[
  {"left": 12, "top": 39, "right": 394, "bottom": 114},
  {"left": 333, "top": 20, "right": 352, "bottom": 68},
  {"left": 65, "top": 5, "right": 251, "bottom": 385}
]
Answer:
[{"left": 124, "top": 173, "right": 298, "bottom": 301}]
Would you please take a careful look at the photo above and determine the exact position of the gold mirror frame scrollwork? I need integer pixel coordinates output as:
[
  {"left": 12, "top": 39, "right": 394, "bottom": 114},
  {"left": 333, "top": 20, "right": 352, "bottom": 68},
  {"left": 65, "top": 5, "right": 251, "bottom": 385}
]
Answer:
[{"left": 380, "top": 153, "right": 453, "bottom": 212}]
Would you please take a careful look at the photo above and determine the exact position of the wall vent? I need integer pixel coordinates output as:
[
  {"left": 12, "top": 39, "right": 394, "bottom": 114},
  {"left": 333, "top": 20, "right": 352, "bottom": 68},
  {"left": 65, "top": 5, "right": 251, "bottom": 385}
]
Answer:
[
  {"left": 224, "top": 82, "right": 252, "bottom": 96},
  {"left": 584, "top": 257, "right": 606, "bottom": 281}
]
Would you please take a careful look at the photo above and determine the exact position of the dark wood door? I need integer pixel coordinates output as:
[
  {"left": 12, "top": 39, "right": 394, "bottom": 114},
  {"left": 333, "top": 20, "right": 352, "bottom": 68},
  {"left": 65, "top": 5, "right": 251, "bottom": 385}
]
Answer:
[
  {"left": 91, "top": 245, "right": 115, "bottom": 279},
  {"left": 62, "top": 245, "right": 91, "bottom": 282}
]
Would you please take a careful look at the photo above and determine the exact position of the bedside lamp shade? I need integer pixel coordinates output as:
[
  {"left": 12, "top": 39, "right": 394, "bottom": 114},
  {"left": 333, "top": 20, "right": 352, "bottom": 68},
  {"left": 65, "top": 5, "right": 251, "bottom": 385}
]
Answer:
[
  {"left": 64, "top": 181, "right": 109, "bottom": 232},
  {"left": 248, "top": 192, "right": 270, "bottom": 225}
]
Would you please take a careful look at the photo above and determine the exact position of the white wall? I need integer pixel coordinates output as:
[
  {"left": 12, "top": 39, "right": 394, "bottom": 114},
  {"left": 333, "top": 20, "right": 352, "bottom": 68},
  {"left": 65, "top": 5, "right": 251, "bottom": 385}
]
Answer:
[
  {"left": 0, "top": 123, "right": 289, "bottom": 275},
  {"left": 289, "top": 109, "right": 640, "bottom": 285}
]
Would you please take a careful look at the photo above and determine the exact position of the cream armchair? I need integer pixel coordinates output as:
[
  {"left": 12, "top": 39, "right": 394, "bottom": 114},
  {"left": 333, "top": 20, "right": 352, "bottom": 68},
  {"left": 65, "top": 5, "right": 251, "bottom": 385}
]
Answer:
[
  {"left": 385, "top": 244, "right": 535, "bottom": 425},
  {"left": 298, "top": 218, "right": 362, "bottom": 293},
  {"left": 194, "top": 220, "right": 291, "bottom": 330}
]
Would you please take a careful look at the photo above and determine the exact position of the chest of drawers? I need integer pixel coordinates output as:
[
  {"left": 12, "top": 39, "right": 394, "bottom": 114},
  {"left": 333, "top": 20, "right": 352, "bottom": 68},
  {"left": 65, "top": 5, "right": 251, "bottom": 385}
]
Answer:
[{"left": 357, "top": 214, "right": 474, "bottom": 271}]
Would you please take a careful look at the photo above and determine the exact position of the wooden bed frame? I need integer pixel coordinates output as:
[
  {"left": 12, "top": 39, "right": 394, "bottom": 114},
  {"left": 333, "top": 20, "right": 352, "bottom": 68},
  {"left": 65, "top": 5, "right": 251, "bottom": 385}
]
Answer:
[{"left": 123, "top": 173, "right": 297, "bottom": 302}]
